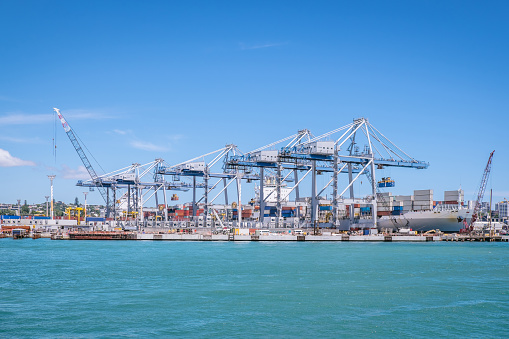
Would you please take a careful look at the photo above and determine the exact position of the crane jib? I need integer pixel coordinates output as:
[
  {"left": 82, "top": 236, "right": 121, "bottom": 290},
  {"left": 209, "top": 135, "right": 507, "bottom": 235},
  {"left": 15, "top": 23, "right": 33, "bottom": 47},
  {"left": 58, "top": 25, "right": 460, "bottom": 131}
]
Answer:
[{"left": 53, "top": 107, "right": 110, "bottom": 207}]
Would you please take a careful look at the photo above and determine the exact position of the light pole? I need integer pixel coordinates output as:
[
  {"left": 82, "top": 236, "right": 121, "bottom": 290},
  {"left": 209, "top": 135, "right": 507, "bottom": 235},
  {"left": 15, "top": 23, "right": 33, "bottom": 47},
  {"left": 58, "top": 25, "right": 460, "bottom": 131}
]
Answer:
[
  {"left": 83, "top": 192, "right": 88, "bottom": 224},
  {"left": 45, "top": 196, "right": 49, "bottom": 217},
  {"left": 48, "top": 175, "right": 56, "bottom": 220}
]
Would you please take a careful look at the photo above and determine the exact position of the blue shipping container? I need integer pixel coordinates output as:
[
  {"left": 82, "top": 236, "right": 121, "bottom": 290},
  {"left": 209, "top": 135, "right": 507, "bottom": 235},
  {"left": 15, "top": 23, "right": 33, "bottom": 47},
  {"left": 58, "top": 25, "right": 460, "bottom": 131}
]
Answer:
[
  {"left": 86, "top": 217, "right": 106, "bottom": 222},
  {"left": 33, "top": 216, "right": 51, "bottom": 220},
  {"left": 1, "top": 215, "right": 21, "bottom": 220},
  {"left": 319, "top": 206, "right": 332, "bottom": 211}
]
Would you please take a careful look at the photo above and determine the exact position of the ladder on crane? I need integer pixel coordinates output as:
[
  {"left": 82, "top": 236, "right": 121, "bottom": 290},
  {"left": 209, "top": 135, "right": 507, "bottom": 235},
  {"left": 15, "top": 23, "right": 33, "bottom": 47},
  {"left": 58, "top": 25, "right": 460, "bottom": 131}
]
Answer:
[{"left": 54, "top": 108, "right": 111, "bottom": 216}]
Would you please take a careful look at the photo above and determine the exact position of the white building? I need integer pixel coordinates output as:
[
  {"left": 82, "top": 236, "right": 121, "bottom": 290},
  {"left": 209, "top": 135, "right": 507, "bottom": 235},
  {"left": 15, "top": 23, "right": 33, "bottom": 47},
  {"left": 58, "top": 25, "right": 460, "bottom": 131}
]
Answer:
[{"left": 495, "top": 201, "right": 509, "bottom": 219}]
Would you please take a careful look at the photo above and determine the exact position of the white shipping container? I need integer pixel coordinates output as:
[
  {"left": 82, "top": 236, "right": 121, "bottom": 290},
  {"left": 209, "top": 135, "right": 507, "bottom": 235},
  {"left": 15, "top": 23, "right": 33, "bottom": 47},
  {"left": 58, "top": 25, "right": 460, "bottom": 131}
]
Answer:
[
  {"left": 414, "top": 189, "right": 433, "bottom": 195},
  {"left": 394, "top": 195, "right": 413, "bottom": 201},
  {"left": 251, "top": 150, "right": 278, "bottom": 163},
  {"left": 414, "top": 200, "right": 432, "bottom": 205},
  {"left": 304, "top": 141, "right": 335, "bottom": 155},
  {"left": 414, "top": 195, "right": 432, "bottom": 200},
  {"left": 181, "top": 162, "right": 205, "bottom": 172},
  {"left": 414, "top": 195, "right": 433, "bottom": 199}
]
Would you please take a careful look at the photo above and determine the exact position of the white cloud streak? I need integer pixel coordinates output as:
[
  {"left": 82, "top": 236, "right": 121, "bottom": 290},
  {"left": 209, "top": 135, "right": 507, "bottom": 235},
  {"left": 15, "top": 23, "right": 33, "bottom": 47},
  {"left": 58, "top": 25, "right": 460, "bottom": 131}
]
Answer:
[
  {"left": 59, "top": 164, "right": 90, "bottom": 180},
  {"left": 0, "top": 148, "right": 36, "bottom": 167},
  {"left": 240, "top": 42, "right": 288, "bottom": 50},
  {"left": 130, "top": 140, "right": 168, "bottom": 152},
  {"left": 0, "top": 136, "right": 42, "bottom": 144},
  {"left": 113, "top": 129, "right": 130, "bottom": 135},
  {"left": 0, "top": 95, "right": 19, "bottom": 102},
  {"left": 0, "top": 113, "right": 52, "bottom": 125},
  {"left": 0, "top": 109, "right": 114, "bottom": 126}
]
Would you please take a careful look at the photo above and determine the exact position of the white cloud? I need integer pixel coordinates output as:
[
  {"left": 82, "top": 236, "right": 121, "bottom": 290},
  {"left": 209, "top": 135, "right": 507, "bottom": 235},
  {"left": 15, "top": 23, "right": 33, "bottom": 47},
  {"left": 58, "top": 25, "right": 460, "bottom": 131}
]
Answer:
[
  {"left": 130, "top": 140, "right": 168, "bottom": 152},
  {"left": 59, "top": 165, "right": 90, "bottom": 180},
  {"left": 0, "top": 113, "right": 52, "bottom": 125},
  {"left": 0, "top": 95, "right": 19, "bottom": 102},
  {"left": 0, "top": 136, "right": 42, "bottom": 144},
  {"left": 167, "top": 134, "right": 184, "bottom": 141},
  {"left": 63, "top": 109, "right": 114, "bottom": 120},
  {"left": 240, "top": 42, "right": 288, "bottom": 50},
  {"left": 113, "top": 129, "right": 130, "bottom": 135},
  {"left": 0, "top": 148, "right": 36, "bottom": 167},
  {"left": 0, "top": 108, "right": 114, "bottom": 126}
]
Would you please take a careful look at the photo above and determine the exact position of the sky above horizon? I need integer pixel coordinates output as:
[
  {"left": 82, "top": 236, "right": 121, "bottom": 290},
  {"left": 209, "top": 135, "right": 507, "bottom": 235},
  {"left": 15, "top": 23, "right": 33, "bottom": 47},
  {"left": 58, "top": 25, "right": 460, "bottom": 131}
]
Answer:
[{"left": 1, "top": 0, "right": 508, "bottom": 206}]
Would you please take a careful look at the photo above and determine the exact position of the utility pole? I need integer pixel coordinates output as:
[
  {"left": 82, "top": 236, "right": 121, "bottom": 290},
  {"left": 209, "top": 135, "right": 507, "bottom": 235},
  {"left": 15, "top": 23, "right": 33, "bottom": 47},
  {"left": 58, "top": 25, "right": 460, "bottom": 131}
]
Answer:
[
  {"left": 45, "top": 196, "right": 49, "bottom": 217},
  {"left": 48, "top": 175, "right": 56, "bottom": 220}
]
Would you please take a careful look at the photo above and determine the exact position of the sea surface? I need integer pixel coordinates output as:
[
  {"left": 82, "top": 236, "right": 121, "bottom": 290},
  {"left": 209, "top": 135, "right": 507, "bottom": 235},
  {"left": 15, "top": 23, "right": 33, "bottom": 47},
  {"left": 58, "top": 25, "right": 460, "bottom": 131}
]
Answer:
[{"left": 1, "top": 239, "right": 508, "bottom": 338}]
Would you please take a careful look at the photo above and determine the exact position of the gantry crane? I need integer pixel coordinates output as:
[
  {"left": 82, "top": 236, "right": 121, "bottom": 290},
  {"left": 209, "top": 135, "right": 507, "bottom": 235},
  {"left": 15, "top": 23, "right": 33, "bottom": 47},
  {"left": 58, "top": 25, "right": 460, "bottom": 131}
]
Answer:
[{"left": 227, "top": 118, "right": 428, "bottom": 229}]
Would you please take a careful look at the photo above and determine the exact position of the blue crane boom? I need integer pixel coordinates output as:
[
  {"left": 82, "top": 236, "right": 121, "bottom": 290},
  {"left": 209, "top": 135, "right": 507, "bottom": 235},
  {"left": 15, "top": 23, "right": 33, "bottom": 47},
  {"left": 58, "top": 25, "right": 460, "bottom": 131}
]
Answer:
[{"left": 53, "top": 108, "right": 110, "bottom": 208}]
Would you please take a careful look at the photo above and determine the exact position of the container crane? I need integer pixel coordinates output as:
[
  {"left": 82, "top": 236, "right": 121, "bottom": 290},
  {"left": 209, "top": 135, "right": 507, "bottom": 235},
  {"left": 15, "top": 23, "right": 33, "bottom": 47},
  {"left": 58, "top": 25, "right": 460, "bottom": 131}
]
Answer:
[
  {"left": 53, "top": 108, "right": 111, "bottom": 216},
  {"left": 462, "top": 150, "right": 495, "bottom": 233}
]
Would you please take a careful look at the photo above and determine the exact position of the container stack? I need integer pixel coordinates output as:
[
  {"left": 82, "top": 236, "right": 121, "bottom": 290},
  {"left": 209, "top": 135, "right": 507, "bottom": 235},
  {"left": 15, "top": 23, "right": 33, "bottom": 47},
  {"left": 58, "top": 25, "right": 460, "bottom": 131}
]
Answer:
[
  {"left": 377, "top": 192, "right": 393, "bottom": 216},
  {"left": 360, "top": 206, "right": 371, "bottom": 216},
  {"left": 394, "top": 195, "right": 413, "bottom": 213},
  {"left": 392, "top": 201, "right": 404, "bottom": 215},
  {"left": 413, "top": 189, "right": 433, "bottom": 211},
  {"left": 444, "top": 189, "right": 464, "bottom": 204}
]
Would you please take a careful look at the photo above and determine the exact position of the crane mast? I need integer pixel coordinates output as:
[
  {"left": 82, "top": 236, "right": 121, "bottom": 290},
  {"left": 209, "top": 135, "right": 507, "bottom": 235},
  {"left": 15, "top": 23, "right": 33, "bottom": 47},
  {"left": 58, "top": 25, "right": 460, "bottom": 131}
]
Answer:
[
  {"left": 469, "top": 150, "right": 495, "bottom": 228},
  {"left": 53, "top": 108, "right": 110, "bottom": 216}
]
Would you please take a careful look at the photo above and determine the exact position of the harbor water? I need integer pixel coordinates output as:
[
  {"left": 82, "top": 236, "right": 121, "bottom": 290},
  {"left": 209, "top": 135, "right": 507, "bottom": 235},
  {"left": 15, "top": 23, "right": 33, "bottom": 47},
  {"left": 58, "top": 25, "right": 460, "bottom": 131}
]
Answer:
[{"left": 1, "top": 239, "right": 508, "bottom": 337}]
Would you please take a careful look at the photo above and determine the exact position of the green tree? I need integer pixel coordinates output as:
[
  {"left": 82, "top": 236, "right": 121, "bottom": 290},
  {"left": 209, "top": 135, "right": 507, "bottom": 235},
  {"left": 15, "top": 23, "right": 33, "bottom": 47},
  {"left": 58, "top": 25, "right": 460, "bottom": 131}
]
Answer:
[
  {"left": 21, "top": 202, "right": 29, "bottom": 215},
  {"left": 74, "top": 197, "right": 80, "bottom": 206},
  {"left": 0, "top": 209, "right": 16, "bottom": 216}
]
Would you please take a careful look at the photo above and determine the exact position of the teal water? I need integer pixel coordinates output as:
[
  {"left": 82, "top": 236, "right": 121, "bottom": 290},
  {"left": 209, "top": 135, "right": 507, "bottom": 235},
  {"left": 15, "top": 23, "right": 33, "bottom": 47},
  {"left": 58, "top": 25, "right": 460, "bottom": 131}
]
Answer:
[{"left": 1, "top": 239, "right": 508, "bottom": 338}]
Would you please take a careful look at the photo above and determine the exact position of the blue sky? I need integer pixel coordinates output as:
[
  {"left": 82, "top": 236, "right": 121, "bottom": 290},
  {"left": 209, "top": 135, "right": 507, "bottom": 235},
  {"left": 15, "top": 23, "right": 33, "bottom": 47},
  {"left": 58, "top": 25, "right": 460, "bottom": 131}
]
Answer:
[{"left": 1, "top": 0, "right": 508, "bottom": 206}]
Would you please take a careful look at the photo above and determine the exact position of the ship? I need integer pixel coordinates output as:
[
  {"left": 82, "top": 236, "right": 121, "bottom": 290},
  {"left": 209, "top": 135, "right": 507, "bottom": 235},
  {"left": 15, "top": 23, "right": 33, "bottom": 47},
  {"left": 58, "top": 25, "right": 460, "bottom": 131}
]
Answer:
[{"left": 377, "top": 204, "right": 472, "bottom": 233}]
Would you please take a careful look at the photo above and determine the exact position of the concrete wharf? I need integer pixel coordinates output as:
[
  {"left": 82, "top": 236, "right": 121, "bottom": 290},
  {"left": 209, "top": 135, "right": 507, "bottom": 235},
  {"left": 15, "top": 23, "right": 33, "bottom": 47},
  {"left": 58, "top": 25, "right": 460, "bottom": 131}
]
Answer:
[{"left": 46, "top": 232, "right": 509, "bottom": 242}]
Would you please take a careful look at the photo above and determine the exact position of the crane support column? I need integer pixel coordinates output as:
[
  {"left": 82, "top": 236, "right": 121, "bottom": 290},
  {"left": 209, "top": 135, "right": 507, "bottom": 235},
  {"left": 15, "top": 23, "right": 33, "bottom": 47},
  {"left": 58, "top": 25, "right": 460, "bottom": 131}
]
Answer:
[
  {"left": 276, "top": 163, "right": 282, "bottom": 228},
  {"left": 332, "top": 151, "right": 338, "bottom": 226},
  {"left": 370, "top": 156, "right": 377, "bottom": 228},
  {"left": 113, "top": 187, "right": 116, "bottom": 228},
  {"left": 237, "top": 173, "right": 242, "bottom": 227},
  {"left": 259, "top": 167, "right": 265, "bottom": 224},
  {"left": 192, "top": 176, "right": 197, "bottom": 217},
  {"left": 311, "top": 160, "right": 318, "bottom": 225},
  {"left": 127, "top": 184, "right": 131, "bottom": 217},
  {"left": 162, "top": 184, "right": 168, "bottom": 222},
  {"left": 106, "top": 188, "right": 110, "bottom": 218},
  {"left": 223, "top": 178, "right": 229, "bottom": 206},
  {"left": 204, "top": 166, "right": 209, "bottom": 223},
  {"left": 348, "top": 163, "right": 354, "bottom": 224},
  {"left": 294, "top": 170, "right": 300, "bottom": 220}
]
